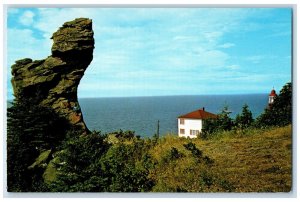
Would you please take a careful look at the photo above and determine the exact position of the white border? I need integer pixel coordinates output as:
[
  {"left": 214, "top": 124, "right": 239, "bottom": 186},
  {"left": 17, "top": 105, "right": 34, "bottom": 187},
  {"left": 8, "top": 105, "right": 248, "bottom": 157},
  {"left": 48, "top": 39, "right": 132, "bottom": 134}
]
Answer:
[{"left": 1, "top": 0, "right": 299, "bottom": 201}]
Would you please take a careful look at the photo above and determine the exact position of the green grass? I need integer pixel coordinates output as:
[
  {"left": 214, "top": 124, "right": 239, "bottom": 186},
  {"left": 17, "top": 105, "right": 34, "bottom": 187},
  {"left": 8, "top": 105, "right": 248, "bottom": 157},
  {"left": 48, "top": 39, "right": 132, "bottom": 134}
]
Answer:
[{"left": 148, "top": 125, "right": 292, "bottom": 192}]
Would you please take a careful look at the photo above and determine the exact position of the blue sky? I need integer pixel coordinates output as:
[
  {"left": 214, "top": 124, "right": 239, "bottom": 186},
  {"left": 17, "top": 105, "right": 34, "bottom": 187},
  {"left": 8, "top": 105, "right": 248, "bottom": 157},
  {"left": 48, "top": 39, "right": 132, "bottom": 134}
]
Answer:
[{"left": 6, "top": 7, "right": 292, "bottom": 99}]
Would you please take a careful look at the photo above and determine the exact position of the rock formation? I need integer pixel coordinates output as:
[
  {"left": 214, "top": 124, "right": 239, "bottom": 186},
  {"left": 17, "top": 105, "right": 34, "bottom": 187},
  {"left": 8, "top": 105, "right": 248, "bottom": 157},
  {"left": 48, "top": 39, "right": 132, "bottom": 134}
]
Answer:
[{"left": 11, "top": 18, "right": 94, "bottom": 133}]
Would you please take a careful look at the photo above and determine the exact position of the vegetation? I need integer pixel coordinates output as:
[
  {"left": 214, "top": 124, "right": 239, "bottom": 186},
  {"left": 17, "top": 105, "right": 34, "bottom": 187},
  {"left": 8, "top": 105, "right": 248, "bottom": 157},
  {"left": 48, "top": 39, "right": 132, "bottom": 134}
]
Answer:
[
  {"left": 203, "top": 82, "right": 291, "bottom": 137},
  {"left": 201, "top": 105, "right": 234, "bottom": 138},
  {"left": 6, "top": 82, "right": 292, "bottom": 192},
  {"left": 7, "top": 93, "right": 69, "bottom": 192},
  {"left": 255, "top": 82, "right": 292, "bottom": 127},
  {"left": 235, "top": 104, "right": 254, "bottom": 129},
  {"left": 150, "top": 125, "right": 291, "bottom": 192},
  {"left": 50, "top": 131, "right": 154, "bottom": 192}
]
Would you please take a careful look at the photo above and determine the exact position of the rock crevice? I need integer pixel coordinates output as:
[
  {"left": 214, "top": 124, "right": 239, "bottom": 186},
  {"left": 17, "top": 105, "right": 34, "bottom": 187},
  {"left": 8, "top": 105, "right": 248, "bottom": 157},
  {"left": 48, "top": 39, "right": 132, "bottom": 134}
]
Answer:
[{"left": 11, "top": 18, "right": 94, "bottom": 133}]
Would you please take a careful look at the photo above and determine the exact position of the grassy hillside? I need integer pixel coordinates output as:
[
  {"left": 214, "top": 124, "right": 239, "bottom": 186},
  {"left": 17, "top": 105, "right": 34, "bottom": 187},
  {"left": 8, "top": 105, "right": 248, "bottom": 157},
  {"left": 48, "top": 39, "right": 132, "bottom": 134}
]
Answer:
[
  {"left": 19, "top": 125, "right": 292, "bottom": 192},
  {"left": 149, "top": 125, "right": 292, "bottom": 192}
]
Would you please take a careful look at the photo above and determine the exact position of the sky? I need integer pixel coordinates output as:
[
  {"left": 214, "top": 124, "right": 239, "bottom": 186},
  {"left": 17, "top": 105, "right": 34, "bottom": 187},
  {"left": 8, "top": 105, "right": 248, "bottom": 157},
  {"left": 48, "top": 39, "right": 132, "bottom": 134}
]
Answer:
[{"left": 6, "top": 7, "right": 292, "bottom": 99}]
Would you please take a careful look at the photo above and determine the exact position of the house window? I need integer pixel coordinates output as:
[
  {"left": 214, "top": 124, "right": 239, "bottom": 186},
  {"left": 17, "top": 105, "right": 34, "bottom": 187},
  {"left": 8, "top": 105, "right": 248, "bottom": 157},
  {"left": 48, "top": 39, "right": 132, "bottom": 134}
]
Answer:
[
  {"left": 180, "top": 119, "right": 185, "bottom": 125},
  {"left": 180, "top": 129, "right": 185, "bottom": 134},
  {"left": 190, "top": 130, "right": 200, "bottom": 136}
]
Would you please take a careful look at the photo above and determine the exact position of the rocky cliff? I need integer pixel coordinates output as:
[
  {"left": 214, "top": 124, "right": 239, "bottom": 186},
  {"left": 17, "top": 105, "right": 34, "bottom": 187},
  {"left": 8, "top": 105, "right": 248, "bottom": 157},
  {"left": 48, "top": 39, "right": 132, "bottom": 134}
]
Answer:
[{"left": 11, "top": 18, "right": 94, "bottom": 133}]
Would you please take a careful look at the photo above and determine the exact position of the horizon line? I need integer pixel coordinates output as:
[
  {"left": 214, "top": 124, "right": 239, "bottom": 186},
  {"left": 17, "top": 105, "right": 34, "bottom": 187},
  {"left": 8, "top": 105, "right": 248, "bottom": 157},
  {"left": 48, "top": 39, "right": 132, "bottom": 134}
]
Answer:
[{"left": 77, "top": 93, "right": 269, "bottom": 99}]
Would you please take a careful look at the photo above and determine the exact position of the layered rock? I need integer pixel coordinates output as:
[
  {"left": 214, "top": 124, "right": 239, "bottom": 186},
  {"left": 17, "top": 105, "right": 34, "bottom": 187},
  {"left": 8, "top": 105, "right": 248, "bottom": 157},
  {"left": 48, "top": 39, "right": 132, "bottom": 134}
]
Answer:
[{"left": 11, "top": 18, "right": 94, "bottom": 133}]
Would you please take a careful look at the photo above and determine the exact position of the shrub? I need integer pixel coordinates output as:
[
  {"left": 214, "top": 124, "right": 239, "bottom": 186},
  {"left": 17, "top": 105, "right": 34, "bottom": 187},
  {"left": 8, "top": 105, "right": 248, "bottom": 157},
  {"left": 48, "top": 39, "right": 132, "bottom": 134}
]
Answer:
[
  {"left": 99, "top": 143, "right": 154, "bottom": 192},
  {"left": 183, "top": 142, "right": 213, "bottom": 164},
  {"left": 114, "top": 130, "right": 135, "bottom": 140},
  {"left": 163, "top": 147, "right": 185, "bottom": 162},
  {"left": 183, "top": 142, "right": 202, "bottom": 158}
]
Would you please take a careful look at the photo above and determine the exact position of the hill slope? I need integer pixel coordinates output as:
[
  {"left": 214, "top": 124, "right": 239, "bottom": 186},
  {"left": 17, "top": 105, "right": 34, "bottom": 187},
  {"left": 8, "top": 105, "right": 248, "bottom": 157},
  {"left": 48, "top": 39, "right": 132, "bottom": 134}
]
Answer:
[{"left": 150, "top": 125, "right": 292, "bottom": 192}]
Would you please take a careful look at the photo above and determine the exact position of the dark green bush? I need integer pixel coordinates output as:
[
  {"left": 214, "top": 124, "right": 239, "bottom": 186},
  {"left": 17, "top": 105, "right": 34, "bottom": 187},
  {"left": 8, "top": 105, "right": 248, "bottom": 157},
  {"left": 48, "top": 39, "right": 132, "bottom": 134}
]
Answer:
[
  {"left": 183, "top": 142, "right": 213, "bottom": 164},
  {"left": 114, "top": 129, "right": 135, "bottom": 140},
  {"left": 183, "top": 142, "right": 202, "bottom": 158},
  {"left": 99, "top": 143, "right": 154, "bottom": 192},
  {"left": 161, "top": 147, "right": 185, "bottom": 164}
]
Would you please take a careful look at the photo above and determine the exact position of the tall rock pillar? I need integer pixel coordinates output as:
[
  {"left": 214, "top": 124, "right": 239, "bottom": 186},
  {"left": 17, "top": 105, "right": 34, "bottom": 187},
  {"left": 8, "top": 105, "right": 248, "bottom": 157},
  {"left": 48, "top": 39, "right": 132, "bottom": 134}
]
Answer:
[{"left": 11, "top": 18, "right": 95, "bottom": 133}]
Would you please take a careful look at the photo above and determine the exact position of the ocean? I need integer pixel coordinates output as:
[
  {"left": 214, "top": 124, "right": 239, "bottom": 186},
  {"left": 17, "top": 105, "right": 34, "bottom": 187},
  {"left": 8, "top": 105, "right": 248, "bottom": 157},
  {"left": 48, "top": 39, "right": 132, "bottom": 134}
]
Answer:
[{"left": 79, "top": 94, "right": 268, "bottom": 137}]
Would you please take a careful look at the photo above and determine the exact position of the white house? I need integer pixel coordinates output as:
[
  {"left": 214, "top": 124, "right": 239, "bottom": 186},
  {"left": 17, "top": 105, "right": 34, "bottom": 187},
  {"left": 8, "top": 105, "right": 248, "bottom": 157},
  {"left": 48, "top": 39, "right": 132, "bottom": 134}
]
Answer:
[{"left": 178, "top": 107, "right": 217, "bottom": 138}]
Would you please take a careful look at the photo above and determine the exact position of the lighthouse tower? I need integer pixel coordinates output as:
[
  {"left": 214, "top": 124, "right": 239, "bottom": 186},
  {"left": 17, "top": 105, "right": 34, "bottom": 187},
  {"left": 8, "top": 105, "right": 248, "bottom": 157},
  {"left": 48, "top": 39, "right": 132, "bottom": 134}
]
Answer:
[{"left": 268, "top": 88, "right": 277, "bottom": 107}]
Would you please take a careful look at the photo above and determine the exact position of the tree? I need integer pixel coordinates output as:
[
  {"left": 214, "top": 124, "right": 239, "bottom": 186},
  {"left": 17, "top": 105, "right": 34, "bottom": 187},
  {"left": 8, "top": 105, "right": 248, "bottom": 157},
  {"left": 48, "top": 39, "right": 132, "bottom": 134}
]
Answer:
[
  {"left": 201, "top": 118, "right": 218, "bottom": 139},
  {"left": 201, "top": 106, "right": 234, "bottom": 138},
  {"left": 7, "top": 93, "right": 69, "bottom": 192},
  {"left": 217, "top": 106, "right": 234, "bottom": 131},
  {"left": 256, "top": 82, "right": 292, "bottom": 127},
  {"left": 48, "top": 131, "right": 111, "bottom": 192},
  {"left": 235, "top": 104, "right": 254, "bottom": 129}
]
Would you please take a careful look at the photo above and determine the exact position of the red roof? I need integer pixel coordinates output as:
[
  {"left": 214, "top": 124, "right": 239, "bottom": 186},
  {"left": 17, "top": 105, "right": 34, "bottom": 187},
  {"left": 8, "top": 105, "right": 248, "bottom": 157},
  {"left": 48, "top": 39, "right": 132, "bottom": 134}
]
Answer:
[
  {"left": 269, "top": 89, "right": 277, "bottom": 96},
  {"left": 178, "top": 108, "right": 217, "bottom": 119}
]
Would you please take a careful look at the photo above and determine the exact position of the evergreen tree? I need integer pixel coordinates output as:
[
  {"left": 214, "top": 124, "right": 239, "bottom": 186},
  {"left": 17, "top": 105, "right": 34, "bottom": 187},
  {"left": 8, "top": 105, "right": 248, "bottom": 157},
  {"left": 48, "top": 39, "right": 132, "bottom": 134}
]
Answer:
[
  {"left": 235, "top": 104, "right": 254, "bottom": 129},
  {"left": 201, "top": 106, "right": 234, "bottom": 138},
  {"left": 48, "top": 131, "right": 110, "bottom": 192},
  {"left": 201, "top": 118, "right": 218, "bottom": 138},
  {"left": 217, "top": 106, "right": 234, "bottom": 131},
  {"left": 7, "top": 93, "right": 68, "bottom": 192}
]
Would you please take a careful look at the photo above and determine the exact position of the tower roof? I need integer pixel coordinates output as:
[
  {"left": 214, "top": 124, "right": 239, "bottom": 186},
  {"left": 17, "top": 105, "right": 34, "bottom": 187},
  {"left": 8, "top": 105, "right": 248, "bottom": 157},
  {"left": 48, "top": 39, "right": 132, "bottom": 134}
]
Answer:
[{"left": 269, "top": 89, "right": 277, "bottom": 96}]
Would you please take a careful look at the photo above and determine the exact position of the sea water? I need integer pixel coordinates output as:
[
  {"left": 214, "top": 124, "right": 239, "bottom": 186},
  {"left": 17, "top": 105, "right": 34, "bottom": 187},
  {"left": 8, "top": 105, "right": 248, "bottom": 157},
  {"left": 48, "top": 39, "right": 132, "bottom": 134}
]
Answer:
[{"left": 79, "top": 94, "right": 268, "bottom": 137}]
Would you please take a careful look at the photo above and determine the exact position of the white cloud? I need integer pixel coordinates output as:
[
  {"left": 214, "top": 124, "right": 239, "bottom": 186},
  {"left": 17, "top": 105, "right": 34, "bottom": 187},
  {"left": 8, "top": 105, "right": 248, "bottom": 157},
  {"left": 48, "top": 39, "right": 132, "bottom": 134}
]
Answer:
[
  {"left": 193, "top": 48, "right": 229, "bottom": 68},
  {"left": 173, "top": 36, "right": 197, "bottom": 41},
  {"left": 7, "top": 28, "right": 50, "bottom": 65},
  {"left": 19, "top": 10, "right": 35, "bottom": 26},
  {"left": 227, "top": 64, "right": 240, "bottom": 70},
  {"left": 204, "top": 31, "right": 223, "bottom": 43},
  {"left": 219, "top": 43, "right": 235, "bottom": 49},
  {"left": 245, "top": 55, "right": 264, "bottom": 64}
]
